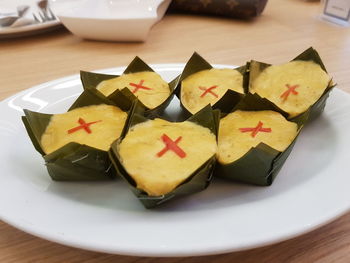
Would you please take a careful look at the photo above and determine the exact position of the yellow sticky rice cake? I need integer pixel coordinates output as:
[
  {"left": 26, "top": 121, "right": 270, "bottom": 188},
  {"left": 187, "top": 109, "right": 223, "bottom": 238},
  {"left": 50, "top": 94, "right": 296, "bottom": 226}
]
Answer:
[
  {"left": 117, "top": 119, "right": 217, "bottom": 196},
  {"left": 250, "top": 60, "right": 330, "bottom": 118},
  {"left": 181, "top": 68, "right": 244, "bottom": 114},
  {"left": 41, "top": 104, "right": 127, "bottom": 154},
  {"left": 96, "top": 71, "right": 170, "bottom": 109},
  {"left": 218, "top": 110, "right": 298, "bottom": 164}
]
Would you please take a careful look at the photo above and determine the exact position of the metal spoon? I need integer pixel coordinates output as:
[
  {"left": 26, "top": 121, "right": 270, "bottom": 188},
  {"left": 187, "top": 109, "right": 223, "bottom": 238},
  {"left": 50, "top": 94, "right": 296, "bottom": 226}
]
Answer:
[
  {"left": 17, "top": 5, "right": 30, "bottom": 17},
  {"left": 0, "top": 16, "right": 18, "bottom": 27},
  {"left": 0, "top": 5, "right": 30, "bottom": 27}
]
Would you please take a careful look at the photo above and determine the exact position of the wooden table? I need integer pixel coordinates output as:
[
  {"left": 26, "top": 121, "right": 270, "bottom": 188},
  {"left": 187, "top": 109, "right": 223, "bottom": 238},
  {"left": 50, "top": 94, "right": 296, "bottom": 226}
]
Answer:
[{"left": 1, "top": 0, "right": 349, "bottom": 262}]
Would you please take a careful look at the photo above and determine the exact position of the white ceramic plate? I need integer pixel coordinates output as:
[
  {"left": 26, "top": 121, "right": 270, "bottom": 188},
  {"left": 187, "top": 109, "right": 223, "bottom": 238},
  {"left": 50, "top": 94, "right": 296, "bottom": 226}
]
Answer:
[
  {"left": 0, "top": 0, "right": 61, "bottom": 39},
  {"left": 0, "top": 64, "right": 349, "bottom": 257}
]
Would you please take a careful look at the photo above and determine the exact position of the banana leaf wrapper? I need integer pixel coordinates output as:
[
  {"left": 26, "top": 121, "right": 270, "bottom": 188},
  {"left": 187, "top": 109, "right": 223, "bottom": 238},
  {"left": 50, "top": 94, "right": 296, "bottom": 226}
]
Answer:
[
  {"left": 246, "top": 47, "right": 336, "bottom": 124},
  {"left": 80, "top": 56, "right": 178, "bottom": 119},
  {"left": 22, "top": 89, "right": 134, "bottom": 181},
  {"left": 109, "top": 104, "right": 220, "bottom": 208},
  {"left": 175, "top": 52, "right": 248, "bottom": 121},
  {"left": 215, "top": 111, "right": 304, "bottom": 186}
]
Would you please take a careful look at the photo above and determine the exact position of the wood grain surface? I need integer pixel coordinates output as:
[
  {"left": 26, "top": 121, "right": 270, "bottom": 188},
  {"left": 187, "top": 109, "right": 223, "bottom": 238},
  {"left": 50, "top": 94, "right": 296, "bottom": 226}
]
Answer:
[{"left": 1, "top": 0, "right": 349, "bottom": 262}]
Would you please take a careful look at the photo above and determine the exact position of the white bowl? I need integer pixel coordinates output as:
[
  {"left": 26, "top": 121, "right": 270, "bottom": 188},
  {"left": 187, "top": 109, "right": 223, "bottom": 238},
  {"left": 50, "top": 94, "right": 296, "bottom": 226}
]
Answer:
[{"left": 49, "top": 0, "right": 171, "bottom": 42}]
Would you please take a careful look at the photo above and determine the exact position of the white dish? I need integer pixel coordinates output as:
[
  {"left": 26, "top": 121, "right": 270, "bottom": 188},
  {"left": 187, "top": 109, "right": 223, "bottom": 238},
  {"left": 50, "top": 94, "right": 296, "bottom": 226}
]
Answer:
[
  {"left": 49, "top": 0, "right": 171, "bottom": 42},
  {"left": 0, "top": 64, "right": 349, "bottom": 257},
  {"left": 0, "top": 0, "right": 61, "bottom": 39}
]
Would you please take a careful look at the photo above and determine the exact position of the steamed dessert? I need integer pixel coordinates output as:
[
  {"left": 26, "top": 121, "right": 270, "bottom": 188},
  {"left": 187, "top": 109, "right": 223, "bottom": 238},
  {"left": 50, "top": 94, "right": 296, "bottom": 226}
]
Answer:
[
  {"left": 117, "top": 119, "right": 217, "bottom": 196},
  {"left": 96, "top": 71, "right": 170, "bottom": 109},
  {"left": 41, "top": 104, "right": 127, "bottom": 154},
  {"left": 181, "top": 68, "right": 244, "bottom": 114},
  {"left": 218, "top": 110, "right": 298, "bottom": 164},
  {"left": 250, "top": 60, "right": 330, "bottom": 118}
]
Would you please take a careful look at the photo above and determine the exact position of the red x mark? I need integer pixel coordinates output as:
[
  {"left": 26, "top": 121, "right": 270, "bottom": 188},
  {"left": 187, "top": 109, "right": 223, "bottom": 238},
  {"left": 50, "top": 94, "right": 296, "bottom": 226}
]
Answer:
[
  {"left": 280, "top": 84, "right": 299, "bottom": 102},
  {"left": 199, "top": 85, "right": 219, "bottom": 98},
  {"left": 156, "top": 134, "right": 186, "bottom": 158},
  {"left": 239, "top": 121, "right": 272, "bottom": 138},
  {"left": 67, "top": 118, "right": 102, "bottom": 134},
  {"left": 129, "top": 80, "right": 152, "bottom": 93}
]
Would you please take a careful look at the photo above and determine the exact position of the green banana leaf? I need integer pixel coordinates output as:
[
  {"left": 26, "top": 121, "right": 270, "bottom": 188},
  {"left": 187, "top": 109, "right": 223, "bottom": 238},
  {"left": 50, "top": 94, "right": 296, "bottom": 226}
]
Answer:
[
  {"left": 175, "top": 52, "right": 248, "bottom": 120},
  {"left": 22, "top": 89, "right": 133, "bottom": 181},
  {"left": 246, "top": 47, "right": 335, "bottom": 123},
  {"left": 215, "top": 108, "right": 304, "bottom": 186},
  {"left": 215, "top": 135, "right": 298, "bottom": 186},
  {"left": 109, "top": 104, "right": 220, "bottom": 208},
  {"left": 80, "top": 56, "right": 178, "bottom": 118}
]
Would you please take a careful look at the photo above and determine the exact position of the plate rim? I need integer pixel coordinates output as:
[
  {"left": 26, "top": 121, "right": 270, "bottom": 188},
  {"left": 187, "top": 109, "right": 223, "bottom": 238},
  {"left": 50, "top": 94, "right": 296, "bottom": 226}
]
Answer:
[{"left": 0, "top": 20, "right": 62, "bottom": 39}]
